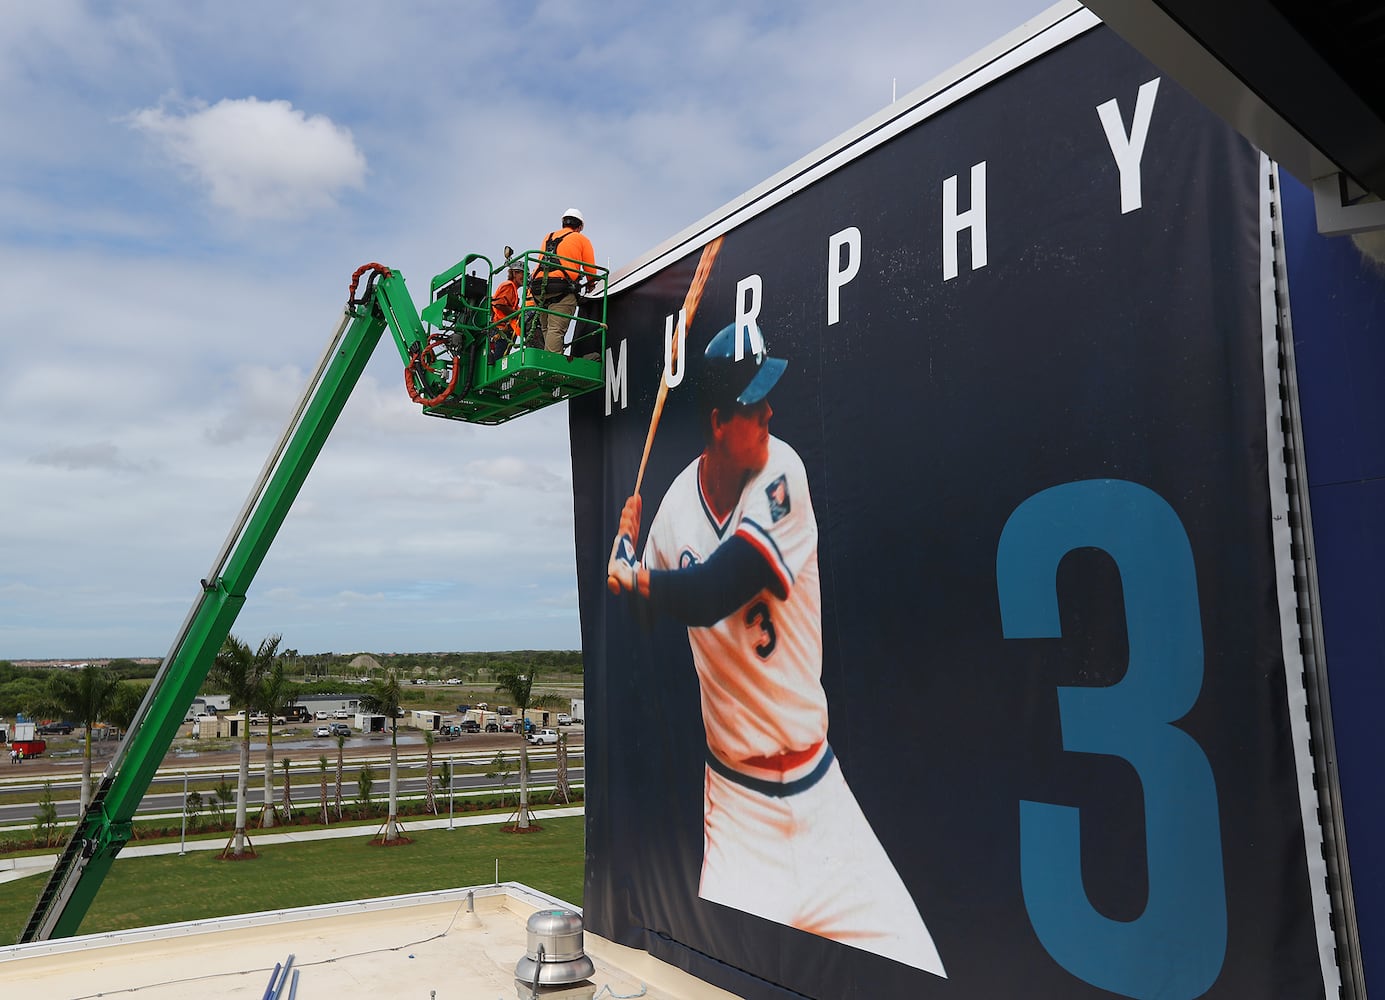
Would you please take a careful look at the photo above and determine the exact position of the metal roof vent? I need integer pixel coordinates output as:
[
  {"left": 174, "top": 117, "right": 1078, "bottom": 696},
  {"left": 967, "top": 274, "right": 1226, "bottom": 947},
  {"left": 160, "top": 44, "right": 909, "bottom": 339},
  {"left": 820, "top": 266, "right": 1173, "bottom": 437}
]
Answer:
[{"left": 514, "top": 908, "right": 596, "bottom": 996}]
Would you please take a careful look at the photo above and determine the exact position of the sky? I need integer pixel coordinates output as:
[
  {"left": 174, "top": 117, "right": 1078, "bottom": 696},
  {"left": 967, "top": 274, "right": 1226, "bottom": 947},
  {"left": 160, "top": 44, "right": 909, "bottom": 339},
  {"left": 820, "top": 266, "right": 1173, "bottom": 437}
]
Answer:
[{"left": 0, "top": 0, "right": 1054, "bottom": 659}]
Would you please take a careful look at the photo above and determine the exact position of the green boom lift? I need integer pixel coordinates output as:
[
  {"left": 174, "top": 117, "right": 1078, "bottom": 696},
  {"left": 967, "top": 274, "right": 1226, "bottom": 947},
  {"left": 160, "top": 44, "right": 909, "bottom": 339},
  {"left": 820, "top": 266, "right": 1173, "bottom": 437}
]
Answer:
[{"left": 18, "top": 250, "right": 607, "bottom": 943}]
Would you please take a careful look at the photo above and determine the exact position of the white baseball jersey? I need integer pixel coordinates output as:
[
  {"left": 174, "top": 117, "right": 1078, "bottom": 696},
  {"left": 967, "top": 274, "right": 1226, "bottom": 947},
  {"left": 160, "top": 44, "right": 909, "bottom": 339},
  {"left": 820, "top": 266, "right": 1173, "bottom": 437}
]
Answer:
[
  {"left": 643, "top": 435, "right": 946, "bottom": 977},
  {"left": 644, "top": 435, "right": 827, "bottom": 768}
]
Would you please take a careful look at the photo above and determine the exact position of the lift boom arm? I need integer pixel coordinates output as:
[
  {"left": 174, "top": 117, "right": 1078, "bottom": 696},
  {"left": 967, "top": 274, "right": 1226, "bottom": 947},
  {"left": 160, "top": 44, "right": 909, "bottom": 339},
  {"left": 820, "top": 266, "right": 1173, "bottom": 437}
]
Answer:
[
  {"left": 19, "top": 268, "right": 423, "bottom": 942},
  {"left": 20, "top": 249, "right": 607, "bottom": 942}
]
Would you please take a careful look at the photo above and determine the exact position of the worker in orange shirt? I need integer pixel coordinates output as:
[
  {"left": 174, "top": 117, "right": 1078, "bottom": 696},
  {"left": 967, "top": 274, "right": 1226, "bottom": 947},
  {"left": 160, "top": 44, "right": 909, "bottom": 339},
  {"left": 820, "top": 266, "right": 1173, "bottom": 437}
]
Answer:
[
  {"left": 529, "top": 208, "right": 597, "bottom": 353},
  {"left": 489, "top": 253, "right": 526, "bottom": 362}
]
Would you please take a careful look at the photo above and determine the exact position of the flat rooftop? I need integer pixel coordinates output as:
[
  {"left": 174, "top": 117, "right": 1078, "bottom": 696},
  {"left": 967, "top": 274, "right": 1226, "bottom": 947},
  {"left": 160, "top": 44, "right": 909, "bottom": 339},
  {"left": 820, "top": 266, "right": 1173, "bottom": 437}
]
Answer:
[{"left": 0, "top": 883, "right": 737, "bottom": 1000}]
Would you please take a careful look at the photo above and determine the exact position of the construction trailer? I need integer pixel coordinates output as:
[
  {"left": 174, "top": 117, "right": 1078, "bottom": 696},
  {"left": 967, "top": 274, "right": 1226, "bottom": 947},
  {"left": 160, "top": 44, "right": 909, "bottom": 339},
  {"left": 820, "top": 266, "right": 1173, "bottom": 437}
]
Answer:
[
  {"left": 407, "top": 710, "right": 442, "bottom": 732},
  {"left": 5, "top": 721, "right": 46, "bottom": 759},
  {"left": 353, "top": 714, "right": 387, "bottom": 735}
]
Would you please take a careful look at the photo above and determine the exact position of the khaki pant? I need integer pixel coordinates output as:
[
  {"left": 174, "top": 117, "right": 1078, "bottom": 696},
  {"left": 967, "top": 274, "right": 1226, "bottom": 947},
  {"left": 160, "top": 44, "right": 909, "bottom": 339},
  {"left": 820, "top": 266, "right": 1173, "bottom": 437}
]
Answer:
[{"left": 534, "top": 291, "right": 577, "bottom": 352}]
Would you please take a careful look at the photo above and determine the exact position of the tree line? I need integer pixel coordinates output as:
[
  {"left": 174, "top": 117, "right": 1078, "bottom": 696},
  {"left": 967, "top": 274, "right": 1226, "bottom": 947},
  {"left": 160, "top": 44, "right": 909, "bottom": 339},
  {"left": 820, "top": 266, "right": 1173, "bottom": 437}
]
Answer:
[
  {"left": 3, "top": 640, "right": 575, "bottom": 857},
  {"left": 214, "top": 635, "right": 570, "bottom": 852}
]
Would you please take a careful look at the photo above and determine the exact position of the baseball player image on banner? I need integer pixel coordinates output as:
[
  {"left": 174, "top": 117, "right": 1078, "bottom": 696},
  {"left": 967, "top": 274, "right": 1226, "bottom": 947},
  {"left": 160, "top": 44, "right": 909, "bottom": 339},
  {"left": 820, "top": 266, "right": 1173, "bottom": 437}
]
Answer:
[{"left": 605, "top": 321, "right": 946, "bottom": 978}]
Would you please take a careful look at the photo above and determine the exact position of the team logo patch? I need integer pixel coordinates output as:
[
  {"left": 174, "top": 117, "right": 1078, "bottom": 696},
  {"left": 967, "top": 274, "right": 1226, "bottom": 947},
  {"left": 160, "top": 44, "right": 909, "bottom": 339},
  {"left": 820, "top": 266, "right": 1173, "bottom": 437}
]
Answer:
[
  {"left": 765, "top": 475, "right": 791, "bottom": 522},
  {"left": 679, "top": 550, "right": 701, "bottom": 569}
]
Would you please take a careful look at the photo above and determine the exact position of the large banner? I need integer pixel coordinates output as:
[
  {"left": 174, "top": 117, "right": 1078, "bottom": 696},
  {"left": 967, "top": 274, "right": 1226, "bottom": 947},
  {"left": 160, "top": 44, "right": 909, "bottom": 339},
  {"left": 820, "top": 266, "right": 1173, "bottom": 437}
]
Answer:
[{"left": 572, "top": 24, "right": 1337, "bottom": 999}]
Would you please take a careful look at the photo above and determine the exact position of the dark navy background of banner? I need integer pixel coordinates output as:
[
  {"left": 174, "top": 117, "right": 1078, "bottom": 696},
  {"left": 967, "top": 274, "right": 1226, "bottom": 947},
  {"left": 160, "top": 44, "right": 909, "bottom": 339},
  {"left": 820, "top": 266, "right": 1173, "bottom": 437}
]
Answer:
[
  {"left": 571, "top": 27, "right": 1326, "bottom": 999},
  {"left": 1282, "top": 172, "right": 1385, "bottom": 996}
]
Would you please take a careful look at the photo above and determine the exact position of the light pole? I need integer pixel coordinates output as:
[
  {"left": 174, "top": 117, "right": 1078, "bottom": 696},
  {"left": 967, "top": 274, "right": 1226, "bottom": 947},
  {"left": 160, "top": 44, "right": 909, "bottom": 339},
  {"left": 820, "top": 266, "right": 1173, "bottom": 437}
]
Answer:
[{"left": 179, "top": 771, "right": 188, "bottom": 856}]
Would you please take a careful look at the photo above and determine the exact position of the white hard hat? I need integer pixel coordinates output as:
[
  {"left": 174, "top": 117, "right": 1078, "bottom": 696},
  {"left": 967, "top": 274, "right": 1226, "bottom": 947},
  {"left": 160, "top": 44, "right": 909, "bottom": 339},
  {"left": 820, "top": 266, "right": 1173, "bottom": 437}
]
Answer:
[{"left": 562, "top": 207, "right": 585, "bottom": 225}]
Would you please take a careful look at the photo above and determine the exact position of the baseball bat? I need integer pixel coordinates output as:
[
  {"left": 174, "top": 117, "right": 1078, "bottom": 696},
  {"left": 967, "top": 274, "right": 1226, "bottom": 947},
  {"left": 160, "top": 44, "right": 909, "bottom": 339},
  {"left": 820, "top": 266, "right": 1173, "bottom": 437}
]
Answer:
[
  {"left": 634, "top": 236, "right": 722, "bottom": 495},
  {"left": 607, "top": 236, "right": 723, "bottom": 593}
]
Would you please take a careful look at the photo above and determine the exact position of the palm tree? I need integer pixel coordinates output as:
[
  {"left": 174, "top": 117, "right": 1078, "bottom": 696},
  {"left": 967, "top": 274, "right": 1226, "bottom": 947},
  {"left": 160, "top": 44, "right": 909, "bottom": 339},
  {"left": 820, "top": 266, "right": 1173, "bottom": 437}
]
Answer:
[
  {"left": 360, "top": 669, "right": 405, "bottom": 841},
  {"left": 493, "top": 669, "right": 567, "bottom": 830},
  {"left": 333, "top": 731, "right": 347, "bottom": 819},
  {"left": 439, "top": 758, "right": 453, "bottom": 814},
  {"left": 40, "top": 664, "right": 119, "bottom": 813},
  {"left": 211, "top": 633, "right": 271, "bottom": 856},
  {"left": 257, "top": 658, "right": 290, "bottom": 828},
  {"left": 105, "top": 681, "right": 146, "bottom": 741},
  {"left": 357, "top": 761, "right": 376, "bottom": 818},
  {"left": 423, "top": 730, "right": 437, "bottom": 814},
  {"left": 318, "top": 755, "right": 330, "bottom": 825},
  {"left": 279, "top": 757, "right": 294, "bottom": 821}
]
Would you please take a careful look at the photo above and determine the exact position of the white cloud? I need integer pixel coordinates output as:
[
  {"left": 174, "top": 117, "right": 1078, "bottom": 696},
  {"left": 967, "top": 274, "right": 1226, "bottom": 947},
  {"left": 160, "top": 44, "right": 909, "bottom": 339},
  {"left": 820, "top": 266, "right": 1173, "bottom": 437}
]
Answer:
[
  {"left": 129, "top": 96, "right": 366, "bottom": 220},
  {"left": 28, "top": 441, "right": 157, "bottom": 475},
  {"left": 464, "top": 456, "right": 570, "bottom": 493},
  {"left": 0, "top": 1, "right": 1054, "bottom": 658}
]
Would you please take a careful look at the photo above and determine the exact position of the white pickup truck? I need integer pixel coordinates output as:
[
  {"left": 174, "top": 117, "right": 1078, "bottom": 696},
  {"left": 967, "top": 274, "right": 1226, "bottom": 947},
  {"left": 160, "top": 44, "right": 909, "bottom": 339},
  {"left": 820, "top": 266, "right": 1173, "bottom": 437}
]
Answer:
[{"left": 528, "top": 728, "right": 560, "bottom": 745}]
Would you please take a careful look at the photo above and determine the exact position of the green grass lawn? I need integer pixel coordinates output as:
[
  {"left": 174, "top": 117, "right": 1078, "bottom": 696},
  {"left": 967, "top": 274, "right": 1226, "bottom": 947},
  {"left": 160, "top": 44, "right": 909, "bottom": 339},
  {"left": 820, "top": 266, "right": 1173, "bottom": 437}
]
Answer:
[{"left": 0, "top": 815, "right": 584, "bottom": 945}]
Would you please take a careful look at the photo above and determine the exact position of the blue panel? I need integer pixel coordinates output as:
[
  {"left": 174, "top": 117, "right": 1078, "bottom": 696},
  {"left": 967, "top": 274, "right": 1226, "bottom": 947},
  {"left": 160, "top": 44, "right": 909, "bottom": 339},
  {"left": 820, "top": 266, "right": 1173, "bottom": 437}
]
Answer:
[
  {"left": 1283, "top": 170, "right": 1385, "bottom": 993},
  {"left": 1282, "top": 177, "right": 1385, "bottom": 485}
]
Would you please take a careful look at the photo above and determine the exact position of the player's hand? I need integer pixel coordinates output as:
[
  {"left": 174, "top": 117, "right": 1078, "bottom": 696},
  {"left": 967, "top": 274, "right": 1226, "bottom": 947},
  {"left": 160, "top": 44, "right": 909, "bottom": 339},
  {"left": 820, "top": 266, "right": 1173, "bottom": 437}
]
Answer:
[
  {"left": 606, "top": 533, "right": 642, "bottom": 596},
  {"left": 617, "top": 494, "right": 642, "bottom": 549}
]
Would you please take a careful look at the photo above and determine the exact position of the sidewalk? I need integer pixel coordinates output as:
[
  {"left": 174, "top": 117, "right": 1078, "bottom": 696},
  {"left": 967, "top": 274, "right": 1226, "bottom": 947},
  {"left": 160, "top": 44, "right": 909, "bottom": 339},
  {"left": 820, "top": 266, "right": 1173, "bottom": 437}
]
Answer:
[{"left": 0, "top": 804, "right": 585, "bottom": 885}]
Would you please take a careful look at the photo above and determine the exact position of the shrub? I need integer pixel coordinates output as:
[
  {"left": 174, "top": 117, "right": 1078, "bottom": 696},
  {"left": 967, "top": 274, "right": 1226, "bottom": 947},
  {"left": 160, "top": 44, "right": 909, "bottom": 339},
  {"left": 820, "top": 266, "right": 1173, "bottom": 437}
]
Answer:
[
  {"left": 357, "top": 762, "right": 375, "bottom": 818},
  {"left": 33, "top": 782, "right": 59, "bottom": 848}
]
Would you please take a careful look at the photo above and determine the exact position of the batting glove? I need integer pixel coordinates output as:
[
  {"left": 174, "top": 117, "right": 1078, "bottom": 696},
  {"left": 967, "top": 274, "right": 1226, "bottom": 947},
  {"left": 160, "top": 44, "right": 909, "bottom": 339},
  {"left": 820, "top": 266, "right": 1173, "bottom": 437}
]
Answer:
[{"left": 607, "top": 533, "right": 642, "bottom": 595}]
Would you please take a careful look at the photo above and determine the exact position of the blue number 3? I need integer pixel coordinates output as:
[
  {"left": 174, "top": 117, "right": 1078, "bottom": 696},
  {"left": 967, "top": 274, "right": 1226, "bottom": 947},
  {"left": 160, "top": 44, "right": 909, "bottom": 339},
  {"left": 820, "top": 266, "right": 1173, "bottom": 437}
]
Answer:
[{"left": 997, "top": 480, "right": 1227, "bottom": 999}]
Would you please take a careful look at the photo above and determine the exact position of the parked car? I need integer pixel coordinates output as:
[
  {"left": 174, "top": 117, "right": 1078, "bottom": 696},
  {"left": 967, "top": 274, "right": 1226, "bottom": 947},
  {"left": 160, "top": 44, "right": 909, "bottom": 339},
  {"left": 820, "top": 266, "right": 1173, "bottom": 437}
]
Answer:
[
  {"left": 314, "top": 725, "right": 332, "bottom": 738},
  {"left": 529, "top": 729, "right": 559, "bottom": 745},
  {"left": 329, "top": 722, "right": 351, "bottom": 737},
  {"left": 556, "top": 713, "right": 572, "bottom": 726},
  {"left": 37, "top": 722, "right": 74, "bottom": 736},
  {"left": 484, "top": 722, "right": 500, "bottom": 733},
  {"left": 315, "top": 711, "right": 330, "bottom": 720},
  {"left": 458, "top": 719, "right": 481, "bottom": 733},
  {"left": 333, "top": 709, "right": 350, "bottom": 719}
]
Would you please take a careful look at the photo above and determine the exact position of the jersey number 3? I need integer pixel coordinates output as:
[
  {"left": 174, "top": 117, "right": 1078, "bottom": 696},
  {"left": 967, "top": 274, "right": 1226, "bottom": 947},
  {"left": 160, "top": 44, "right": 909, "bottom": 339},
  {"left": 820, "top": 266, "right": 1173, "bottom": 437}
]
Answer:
[
  {"left": 745, "top": 600, "right": 777, "bottom": 658},
  {"left": 996, "top": 479, "right": 1227, "bottom": 1000}
]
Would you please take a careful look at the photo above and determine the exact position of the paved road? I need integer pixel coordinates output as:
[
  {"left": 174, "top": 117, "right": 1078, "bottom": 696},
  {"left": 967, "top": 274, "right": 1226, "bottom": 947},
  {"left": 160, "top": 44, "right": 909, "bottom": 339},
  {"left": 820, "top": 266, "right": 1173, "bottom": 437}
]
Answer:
[
  {"left": 0, "top": 731, "right": 585, "bottom": 827},
  {"left": 9, "top": 728, "right": 583, "bottom": 774},
  {"left": 0, "top": 764, "right": 586, "bottom": 824}
]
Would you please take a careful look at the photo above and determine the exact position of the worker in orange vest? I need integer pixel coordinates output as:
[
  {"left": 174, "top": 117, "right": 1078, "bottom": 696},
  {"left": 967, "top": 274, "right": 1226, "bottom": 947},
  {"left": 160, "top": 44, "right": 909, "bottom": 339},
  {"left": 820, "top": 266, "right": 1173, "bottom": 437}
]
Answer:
[
  {"left": 489, "top": 253, "right": 526, "bottom": 362},
  {"left": 528, "top": 208, "right": 596, "bottom": 353}
]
